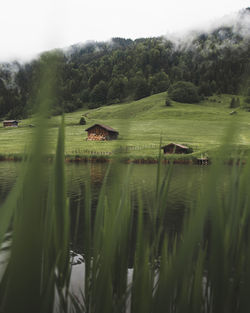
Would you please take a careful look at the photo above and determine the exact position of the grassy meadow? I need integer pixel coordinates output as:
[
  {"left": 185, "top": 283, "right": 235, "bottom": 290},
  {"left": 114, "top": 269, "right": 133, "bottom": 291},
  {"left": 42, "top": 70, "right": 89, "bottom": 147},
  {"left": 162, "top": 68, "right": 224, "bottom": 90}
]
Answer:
[{"left": 0, "top": 92, "right": 250, "bottom": 160}]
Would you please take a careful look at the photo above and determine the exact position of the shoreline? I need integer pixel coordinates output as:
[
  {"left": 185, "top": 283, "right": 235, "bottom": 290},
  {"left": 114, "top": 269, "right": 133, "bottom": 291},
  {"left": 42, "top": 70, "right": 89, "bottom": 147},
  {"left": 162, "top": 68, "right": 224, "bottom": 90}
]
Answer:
[
  {"left": 0, "top": 154, "right": 204, "bottom": 165},
  {"left": 0, "top": 153, "right": 198, "bottom": 164},
  {"left": 65, "top": 157, "right": 195, "bottom": 164},
  {"left": 0, "top": 154, "right": 246, "bottom": 166}
]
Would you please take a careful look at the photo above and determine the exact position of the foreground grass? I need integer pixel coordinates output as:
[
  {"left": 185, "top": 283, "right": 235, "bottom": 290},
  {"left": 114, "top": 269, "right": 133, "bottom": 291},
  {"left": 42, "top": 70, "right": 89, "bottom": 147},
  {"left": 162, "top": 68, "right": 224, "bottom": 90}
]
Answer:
[{"left": 0, "top": 93, "right": 250, "bottom": 160}]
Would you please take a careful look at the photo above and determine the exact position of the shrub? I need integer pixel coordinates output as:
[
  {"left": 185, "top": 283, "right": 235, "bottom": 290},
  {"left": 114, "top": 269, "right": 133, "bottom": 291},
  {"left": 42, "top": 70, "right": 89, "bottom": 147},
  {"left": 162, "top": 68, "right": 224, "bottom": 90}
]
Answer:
[
  {"left": 230, "top": 97, "right": 236, "bottom": 108},
  {"left": 79, "top": 117, "right": 86, "bottom": 125},
  {"left": 168, "top": 81, "right": 200, "bottom": 103}
]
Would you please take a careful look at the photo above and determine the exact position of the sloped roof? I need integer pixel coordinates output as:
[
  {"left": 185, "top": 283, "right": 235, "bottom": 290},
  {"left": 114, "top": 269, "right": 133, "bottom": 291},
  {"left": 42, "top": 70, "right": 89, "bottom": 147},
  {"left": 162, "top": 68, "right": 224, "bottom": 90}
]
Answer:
[
  {"left": 85, "top": 123, "right": 119, "bottom": 134},
  {"left": 161, "top": 143, "right": 189, "bottom": 149},
  {"left": 3, "top": 120, "right": 19, "bottom": 123}
]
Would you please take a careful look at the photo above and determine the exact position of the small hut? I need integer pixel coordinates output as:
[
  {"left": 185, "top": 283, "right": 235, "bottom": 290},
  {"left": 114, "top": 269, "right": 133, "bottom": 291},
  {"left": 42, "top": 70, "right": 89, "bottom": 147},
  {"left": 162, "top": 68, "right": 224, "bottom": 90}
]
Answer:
[
  {"left": 85, "top": 124, "right": 119, "bottom": 141},
  {"left": 161, "top": 143, "right": 190, "bottom": 154},
  {"left": 3, "top": 120, "right": 19, "bottom": 127}
]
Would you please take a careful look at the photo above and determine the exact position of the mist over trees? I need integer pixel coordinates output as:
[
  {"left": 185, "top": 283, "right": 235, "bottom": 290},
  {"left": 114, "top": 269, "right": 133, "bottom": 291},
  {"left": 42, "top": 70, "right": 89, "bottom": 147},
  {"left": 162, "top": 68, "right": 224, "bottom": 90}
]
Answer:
[{"left": 0, "top": 8, "right": 250, "bottom": 119}]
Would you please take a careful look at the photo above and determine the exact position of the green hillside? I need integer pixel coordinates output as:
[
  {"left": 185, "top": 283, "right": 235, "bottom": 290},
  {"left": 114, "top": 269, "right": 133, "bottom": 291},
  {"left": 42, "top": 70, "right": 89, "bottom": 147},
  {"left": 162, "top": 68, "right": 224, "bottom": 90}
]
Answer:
[{"left": 0, "top": 92, "right": 250, "bottom": 161}]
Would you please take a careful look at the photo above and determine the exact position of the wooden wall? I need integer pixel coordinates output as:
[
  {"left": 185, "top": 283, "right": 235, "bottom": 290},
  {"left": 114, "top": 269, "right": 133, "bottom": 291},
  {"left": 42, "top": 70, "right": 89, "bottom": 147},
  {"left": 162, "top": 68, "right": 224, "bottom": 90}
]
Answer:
[{"left": 87, "top": 126, "right": 118, "bottom": 141}]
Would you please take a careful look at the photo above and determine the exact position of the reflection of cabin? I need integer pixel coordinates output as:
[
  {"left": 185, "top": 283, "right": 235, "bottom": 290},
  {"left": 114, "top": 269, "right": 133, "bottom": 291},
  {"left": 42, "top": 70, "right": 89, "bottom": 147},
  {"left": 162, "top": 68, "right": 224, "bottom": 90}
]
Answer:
[
  {"left": 197, "top": 157, "right": 209, "bottom": 165},
  {"left": 3, "top": 120, "right": 19, "bottom": 127},
  {"left": 85, "top": 124, "right": 119, "bottom": 141},
  {"left": 161, "top": 143, "right": 189, "bottom": 154}
]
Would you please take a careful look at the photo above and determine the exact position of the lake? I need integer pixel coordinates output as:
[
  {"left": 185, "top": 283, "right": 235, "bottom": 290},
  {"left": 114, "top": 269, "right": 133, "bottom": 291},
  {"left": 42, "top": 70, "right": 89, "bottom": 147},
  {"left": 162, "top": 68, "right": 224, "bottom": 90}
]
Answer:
[
  {"left": 0, "top": 160, "right": 234, "bottom": 307},
  {"left": 0, "top": 161, "right": 220, "bottom": 254}
]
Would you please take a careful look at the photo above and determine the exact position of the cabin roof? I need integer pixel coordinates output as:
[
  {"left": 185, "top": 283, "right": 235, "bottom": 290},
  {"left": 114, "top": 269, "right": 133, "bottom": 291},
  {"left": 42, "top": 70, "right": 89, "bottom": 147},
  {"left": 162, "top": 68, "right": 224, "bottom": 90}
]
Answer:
[
  {"left": 161, "top": 143, "right": 189, "bottom": 150},
  {"left": 3, "top": 120, "right": 19, "bottom": 123},
  {"left": 85, "top": 123, "right": 119, "bottom": 134}
]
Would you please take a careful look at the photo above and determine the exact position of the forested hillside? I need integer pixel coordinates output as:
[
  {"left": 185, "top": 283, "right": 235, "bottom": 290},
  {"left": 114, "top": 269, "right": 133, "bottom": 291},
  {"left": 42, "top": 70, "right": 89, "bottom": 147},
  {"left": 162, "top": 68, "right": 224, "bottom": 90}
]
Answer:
[{"left": 0, "top": 8, "right": 250, "bottom": 119}]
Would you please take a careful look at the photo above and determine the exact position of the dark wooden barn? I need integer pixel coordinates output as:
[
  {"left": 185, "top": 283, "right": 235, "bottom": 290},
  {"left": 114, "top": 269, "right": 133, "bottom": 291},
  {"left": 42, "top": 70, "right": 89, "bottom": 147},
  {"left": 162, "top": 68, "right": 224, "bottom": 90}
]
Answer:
[
  {"left": 3, "top": 120, "right": 19, "bottom": 127},
  {"left": 161, "top": 143, "right": 189, "bottom": 154},
  {"left": 85, "top": 124, "right": 119, "bottom": 141}
]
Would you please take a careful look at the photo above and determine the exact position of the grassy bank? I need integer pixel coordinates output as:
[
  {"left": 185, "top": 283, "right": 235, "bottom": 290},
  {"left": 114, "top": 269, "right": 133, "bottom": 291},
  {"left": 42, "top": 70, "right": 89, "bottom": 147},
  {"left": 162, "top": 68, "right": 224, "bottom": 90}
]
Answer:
[{"left": 0, "top": 92, "right": 250, "bottom": 161}]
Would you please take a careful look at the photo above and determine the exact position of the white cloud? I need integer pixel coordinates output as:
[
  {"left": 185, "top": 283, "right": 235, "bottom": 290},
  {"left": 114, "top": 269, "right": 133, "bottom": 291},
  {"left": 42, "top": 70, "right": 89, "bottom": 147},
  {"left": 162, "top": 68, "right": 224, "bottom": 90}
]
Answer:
[{"left": 0, "top": 0, "right": 249, "bottom": 61}]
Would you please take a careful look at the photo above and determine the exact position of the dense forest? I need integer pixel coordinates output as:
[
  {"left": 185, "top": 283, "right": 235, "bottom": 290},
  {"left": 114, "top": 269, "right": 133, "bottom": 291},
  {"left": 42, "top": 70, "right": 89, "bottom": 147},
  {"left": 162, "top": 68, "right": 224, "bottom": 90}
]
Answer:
[{"left": 0, "top": 8, "right": 250, "bottom": 119}]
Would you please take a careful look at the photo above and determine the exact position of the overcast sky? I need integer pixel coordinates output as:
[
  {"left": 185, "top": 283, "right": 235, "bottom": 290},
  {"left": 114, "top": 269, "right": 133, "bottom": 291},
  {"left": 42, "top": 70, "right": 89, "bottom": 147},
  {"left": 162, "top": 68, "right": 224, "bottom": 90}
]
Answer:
[{"left": 0, "top": 0, "right": 249, "bottom": 62}]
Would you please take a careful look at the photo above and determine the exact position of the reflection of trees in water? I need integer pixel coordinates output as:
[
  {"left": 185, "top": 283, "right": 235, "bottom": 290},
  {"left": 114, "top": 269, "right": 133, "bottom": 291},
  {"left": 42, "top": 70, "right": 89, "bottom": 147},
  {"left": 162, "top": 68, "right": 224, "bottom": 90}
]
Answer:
[
  {"left": 0, "top": 162, "right": 211, "bottom": 261},
  {"left": 69, "top": 179, "right": 188, "bottom": 265},
  {"left": 0, "top": 163, "right": 20, "bottom": 205},
  {"left": 0, "top": 185, "right": 13, "bottom": 205},
  {"left": 69, "top": 182, "right": 96, "bottom": 254},
  {"left": 131, "top": 192, "right": 187, "bottom": 260},
  {"left": 69, "top": 164, "right": 109, "bottom": 253}
]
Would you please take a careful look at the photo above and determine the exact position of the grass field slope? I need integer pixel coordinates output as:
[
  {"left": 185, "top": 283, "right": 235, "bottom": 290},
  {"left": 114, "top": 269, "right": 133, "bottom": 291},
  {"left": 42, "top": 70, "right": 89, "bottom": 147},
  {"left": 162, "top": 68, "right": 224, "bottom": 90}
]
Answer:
[{"left": 0, "top": 92, "right": 250, "bottom": 161}]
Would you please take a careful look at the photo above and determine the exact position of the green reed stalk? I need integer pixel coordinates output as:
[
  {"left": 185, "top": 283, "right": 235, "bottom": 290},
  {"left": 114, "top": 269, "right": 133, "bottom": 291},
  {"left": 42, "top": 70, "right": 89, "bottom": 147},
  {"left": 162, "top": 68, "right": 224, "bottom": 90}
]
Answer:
[{"left": 0, "top": 52, "right": 70, "bottom": 313}]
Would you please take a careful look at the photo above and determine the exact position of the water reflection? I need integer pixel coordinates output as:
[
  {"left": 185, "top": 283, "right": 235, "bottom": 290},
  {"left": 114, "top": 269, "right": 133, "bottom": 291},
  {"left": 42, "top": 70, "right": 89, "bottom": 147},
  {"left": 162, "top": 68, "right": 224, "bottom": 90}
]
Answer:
[
  {"left": 0, "top": 162, "right": 214, "bottom": 256},
  {"left": 0, "top": 162, "right": 20, "bottom": 205}
]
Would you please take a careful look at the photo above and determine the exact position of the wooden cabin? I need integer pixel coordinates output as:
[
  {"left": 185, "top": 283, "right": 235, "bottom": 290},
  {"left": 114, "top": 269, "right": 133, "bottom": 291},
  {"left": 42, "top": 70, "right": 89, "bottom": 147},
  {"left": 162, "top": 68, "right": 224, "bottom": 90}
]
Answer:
[
  {"left": 85, "top": 124, "right": 119, "bottom": 141},
  {"left": 161, "top": 143, "right": 189, "bottom": 154},
  {"left": 3, "top": 120, "right": 19, "bottom": 127}
]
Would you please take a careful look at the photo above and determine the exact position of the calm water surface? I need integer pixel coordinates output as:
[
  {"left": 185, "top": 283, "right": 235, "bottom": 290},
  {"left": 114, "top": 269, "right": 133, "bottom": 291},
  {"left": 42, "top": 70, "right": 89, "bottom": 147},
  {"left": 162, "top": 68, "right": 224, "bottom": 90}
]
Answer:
[
  {"left": 0, "top": 161, "right": 234, "bottom": 302},
  {"left": 0, "top": 161, "right": 210, "bottom": 203},
  {"left": 0, "top": 161, "right": 222, "bottom": 253}
]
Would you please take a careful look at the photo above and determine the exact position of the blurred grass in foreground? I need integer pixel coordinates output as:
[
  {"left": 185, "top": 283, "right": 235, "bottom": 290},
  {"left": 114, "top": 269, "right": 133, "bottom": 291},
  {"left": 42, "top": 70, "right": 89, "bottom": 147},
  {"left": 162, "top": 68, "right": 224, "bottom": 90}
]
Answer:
[{"left": 0, "top": 54, "right": 250, "bottom": 313}]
